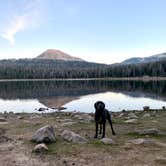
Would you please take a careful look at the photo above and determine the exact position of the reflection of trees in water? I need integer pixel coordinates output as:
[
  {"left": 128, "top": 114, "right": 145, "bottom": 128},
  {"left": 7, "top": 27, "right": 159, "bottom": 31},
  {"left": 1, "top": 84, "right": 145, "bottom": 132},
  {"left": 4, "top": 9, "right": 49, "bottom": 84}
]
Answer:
[{"left": 0, "top": 80, "right": 165, "bottom": 101}]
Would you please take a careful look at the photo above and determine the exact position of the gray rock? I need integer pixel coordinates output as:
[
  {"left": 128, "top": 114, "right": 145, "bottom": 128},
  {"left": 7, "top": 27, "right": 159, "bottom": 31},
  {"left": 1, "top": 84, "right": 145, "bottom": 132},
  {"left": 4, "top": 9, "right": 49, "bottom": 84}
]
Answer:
[
  {"left": 101, "top": 138, "right": 115, "bottom": 145},
  {"left": 61, "top": 122, "right": 77, "bottom": 127},
  {"left": 0, "top": 117, "right": 7, "bottom": 122},
  {"left": 58, "top": 119, "right": 73, "bottom": 123},
  {"left": 143, "top": 106, "right": 150, "bottom": 111},
  {"left": 0, "top": 122, "right": 9, "bottom": 125},
  {"left": 118, "top": 113, "right": 125, "bottom": 118},
  {"left": 142, "top": 113, "right": 151, "bottom": 118},
  {"left": 0, "top": 135, "right": 13, "bottom": 143},
  {"left": 155, "top": 157, "right": 166, "bottom": 164},
  {"left": 151, "top": 111, "right": 157, "bottom": 116},
  {"left": 128, "top": 112, "right": 138, "bottom": 119},
  {"left": 0, "top": 128, "right": 6, "bottom": 135},
  {"left": 74, "top": 114, "right": 93, "bottom": 123},
  {"left": 30, "top": 114, "right": 41, "bottom": 119},
  {"left": 61, "top": 130, "right": 87, "bottom": 144},
  {"left": 125, "top": 119, "right": 138, "bottom": 124},
  {"left": 17, "top": 116, "right": 24, "bottom": 119},
  {"left": 38, "top": 107, "right": 48, "bottom": 112},
  {"left": 155, "top": 142, "right": 166, "bottom": 148},
  {"left": 31, "top": 125, "right": 56, "bottom": 143},
  {"left": 33, "top": 143, "right": 48, "bottom": 153},
  {"left": 136, "top": 128, "right": 160, "bottom": 135},
  {"left": 128, "top": 138, "right": 153, "bottom": 145}
]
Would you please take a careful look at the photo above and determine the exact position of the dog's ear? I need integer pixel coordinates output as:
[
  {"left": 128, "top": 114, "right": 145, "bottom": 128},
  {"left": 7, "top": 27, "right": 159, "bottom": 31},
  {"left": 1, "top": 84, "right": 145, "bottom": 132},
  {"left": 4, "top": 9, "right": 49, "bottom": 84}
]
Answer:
[
  {"left": 94, "top": 102, "right": 98, "bottom": 109},
  {"left": 100, "top": 101, "right": 105, "bottom": 110}
]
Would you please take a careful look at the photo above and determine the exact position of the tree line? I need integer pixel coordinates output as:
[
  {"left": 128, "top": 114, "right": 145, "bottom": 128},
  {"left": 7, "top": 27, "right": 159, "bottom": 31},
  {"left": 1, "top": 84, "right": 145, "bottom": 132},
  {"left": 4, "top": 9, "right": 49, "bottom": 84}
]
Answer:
[{"left": 0, "top": 58, "right": 165, "bottom": 79}]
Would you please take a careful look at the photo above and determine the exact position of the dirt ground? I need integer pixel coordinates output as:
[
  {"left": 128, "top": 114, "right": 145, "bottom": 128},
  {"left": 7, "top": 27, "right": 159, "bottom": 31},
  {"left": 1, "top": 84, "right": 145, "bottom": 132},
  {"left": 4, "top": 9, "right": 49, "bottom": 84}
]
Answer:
[{"left": 0, "top": 110, "right": 166, "bottom": 166}]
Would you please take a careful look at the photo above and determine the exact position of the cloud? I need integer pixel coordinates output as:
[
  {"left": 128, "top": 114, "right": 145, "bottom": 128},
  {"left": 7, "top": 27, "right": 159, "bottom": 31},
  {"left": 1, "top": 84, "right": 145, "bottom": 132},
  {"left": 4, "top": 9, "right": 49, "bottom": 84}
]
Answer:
[
  {"left": 0, "top": 0, "right": 42, "bottom": 45},
  {"left": 0, "top": 0, "right": 80, "bottom": 45}
]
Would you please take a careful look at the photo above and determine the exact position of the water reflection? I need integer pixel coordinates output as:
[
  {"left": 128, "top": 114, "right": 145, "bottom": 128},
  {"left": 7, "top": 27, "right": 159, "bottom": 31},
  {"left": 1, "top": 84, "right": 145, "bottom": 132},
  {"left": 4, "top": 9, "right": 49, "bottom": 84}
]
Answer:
[{"left": 0, "top": 80, "right": 165, "bottom": 112}]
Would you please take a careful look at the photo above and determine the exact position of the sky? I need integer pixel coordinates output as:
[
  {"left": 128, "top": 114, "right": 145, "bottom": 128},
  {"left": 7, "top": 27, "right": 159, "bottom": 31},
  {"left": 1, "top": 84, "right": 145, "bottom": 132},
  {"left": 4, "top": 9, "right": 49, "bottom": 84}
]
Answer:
[{"left": 0, "top": 0, "right": 166, "bottom": 64}]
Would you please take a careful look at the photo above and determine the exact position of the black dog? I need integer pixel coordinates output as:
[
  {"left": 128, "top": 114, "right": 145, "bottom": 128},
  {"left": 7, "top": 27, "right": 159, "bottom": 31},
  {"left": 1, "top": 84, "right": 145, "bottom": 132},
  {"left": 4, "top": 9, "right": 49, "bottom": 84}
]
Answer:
[{"left": 94, "top": 101, "right": 116, "bottom": 138}]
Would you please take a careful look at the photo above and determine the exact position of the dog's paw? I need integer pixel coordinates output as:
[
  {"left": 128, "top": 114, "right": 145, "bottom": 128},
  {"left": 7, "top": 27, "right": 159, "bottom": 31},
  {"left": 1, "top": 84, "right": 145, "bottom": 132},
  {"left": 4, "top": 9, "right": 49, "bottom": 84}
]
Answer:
[
  {"left": 112, "top": 132, "right": 116, "bottom": 135},
  {"left": 94, "top": 135, "right": 97, "bottom": 138}
]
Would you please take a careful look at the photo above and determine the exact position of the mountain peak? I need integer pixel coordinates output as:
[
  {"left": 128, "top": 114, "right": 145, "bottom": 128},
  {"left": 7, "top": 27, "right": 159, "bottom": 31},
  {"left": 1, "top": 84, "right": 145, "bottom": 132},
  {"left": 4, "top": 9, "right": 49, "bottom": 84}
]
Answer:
[
  {"left": 121, "top": 52, "right": 166, "bottom": 65},
  {"left": 36, "top": 49, "right": 84, "bottom": 62}
]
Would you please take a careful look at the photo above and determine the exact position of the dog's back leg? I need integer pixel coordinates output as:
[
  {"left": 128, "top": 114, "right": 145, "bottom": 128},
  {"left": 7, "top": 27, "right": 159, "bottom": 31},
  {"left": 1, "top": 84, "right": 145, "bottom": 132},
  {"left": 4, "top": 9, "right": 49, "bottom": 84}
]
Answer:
[
  {"left": 102, "top": 122, "right": 106, "bottom": 138},
  {"left": 107, "top": 112, "right": 116, "bottom": 135}
]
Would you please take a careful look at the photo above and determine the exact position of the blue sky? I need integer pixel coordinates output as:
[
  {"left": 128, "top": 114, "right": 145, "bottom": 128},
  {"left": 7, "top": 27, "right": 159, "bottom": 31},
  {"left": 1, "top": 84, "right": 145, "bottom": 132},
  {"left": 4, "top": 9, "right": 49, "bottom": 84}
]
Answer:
[{"left": 0, "top": 0, "right": 166, "bottom": 64}]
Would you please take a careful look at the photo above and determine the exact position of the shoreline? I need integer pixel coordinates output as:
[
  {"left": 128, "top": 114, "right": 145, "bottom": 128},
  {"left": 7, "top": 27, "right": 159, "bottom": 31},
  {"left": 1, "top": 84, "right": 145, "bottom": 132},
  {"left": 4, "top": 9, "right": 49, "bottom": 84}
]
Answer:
[
  {"left": 1, "top": 108, "right": 165, "bottom": 115},
  {"left": 0, "top": 76, "right": 166, "bottom": 82}
]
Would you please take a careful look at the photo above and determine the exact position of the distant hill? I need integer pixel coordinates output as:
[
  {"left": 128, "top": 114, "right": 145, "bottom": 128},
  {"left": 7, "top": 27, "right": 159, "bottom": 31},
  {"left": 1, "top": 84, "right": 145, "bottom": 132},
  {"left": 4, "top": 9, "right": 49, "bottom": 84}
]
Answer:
[
  {"left": 36, "top": 49, "right": 84, "bottom": 62},
  {"left": 121, "top": 52, "right": 166, "bottom": 65}
]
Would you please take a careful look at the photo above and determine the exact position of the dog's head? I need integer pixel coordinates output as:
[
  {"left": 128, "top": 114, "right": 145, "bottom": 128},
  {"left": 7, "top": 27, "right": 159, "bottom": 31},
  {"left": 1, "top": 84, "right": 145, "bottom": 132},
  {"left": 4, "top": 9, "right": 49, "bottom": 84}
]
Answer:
[{"left": 94, "top": 101, "right": 105, "bottom": 111}]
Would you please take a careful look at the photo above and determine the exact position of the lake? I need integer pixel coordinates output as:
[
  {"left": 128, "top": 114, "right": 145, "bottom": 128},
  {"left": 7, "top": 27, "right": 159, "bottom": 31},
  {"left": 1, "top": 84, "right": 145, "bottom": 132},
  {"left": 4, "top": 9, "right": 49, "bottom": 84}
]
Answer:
[{"left": 0, "top": 80, "right": 166, "bottom": 113}]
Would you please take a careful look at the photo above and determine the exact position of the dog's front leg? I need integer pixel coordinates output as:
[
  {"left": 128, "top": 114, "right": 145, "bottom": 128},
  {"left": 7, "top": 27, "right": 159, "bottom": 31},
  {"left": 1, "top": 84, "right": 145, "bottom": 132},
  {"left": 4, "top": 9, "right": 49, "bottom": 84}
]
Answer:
[
  {"left": 102, "top": 122, "right": 106, "bottom": 138},
  {"left": 94, "top": 122, "right": 98, "bottom": 138},
  {"left": 99, "top": 124, "right": 102, "bottom": 135}
]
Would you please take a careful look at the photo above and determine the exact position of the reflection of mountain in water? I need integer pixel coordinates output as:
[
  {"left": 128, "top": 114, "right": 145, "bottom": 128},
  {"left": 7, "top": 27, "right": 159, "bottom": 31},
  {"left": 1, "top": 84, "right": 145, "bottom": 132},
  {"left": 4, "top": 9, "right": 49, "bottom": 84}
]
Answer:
[
  {"left": 0, "top": 80, "right": 165, "bottom": 107},
  {"left": 39, "top": 96, "right": 79, "bottom": 108}
]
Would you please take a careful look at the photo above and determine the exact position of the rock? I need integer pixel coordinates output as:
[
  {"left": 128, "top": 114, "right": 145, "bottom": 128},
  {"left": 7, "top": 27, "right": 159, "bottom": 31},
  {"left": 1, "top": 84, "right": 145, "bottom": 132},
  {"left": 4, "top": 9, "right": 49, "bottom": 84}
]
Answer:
[
  {"left": 128, "top": 112, "right": 138, "bottom": 119},
  {"left": 74, "top": 114, "right": 93, "bottom": 123},
  {"left": 101, "top": 138, "right": 115, "bottom": 145},
  {"left": 0, "top": 128, "right": 6, "bottom": 135},
  {"left": 155, "top": 156, "right": 166, "bottom": 164},
  {"left": 0, "top": 122, "right": 9, "bottom": 125},
  {"left": 61, "top": 130, "right": 87, "bottom": 144},
  {"left": 143, "top": 106, "right": 150, "bottom": 111},
  {"left": 30, "top": 114, "right": 41, "bottom": 119},
  {"left": 57, "top": 107, "right": 67, "bottom": 111},
  {"left": 118, "top": 113, "right": 125, "bottom": 118},
  {"left": 31, "top": 125, "right": 56, "bottom": 143},
  {"left": 142, "top": 113, "right": 151, "bottom": 118},
  {"left": 17, "top": 116, "right": 24, "bottom": 119},
  {"left": 58, "top": 119, "right": 73, "bottom": 123},
  {"left": 154, "top": 142, "right": 166, "bottom": 148},
  {"left": 0, "top": 117, "right": 7, "bottom": 122},
  {"left": 0, "top": 135, "right": 13, "bottom": 143},
  {"left": 136, "top": 128, "right": 160, "bottom": 135},
  {"left": 128, "top": 138, "right": 153, "bottom": 145},
  {"left": 33, "top": 143, "right": 48, "bottom": 153},
  {"left": 151, "top": 111, "right": 157, "bottom": 116},
  {"left": 38, "top": 108, "right": 48, "bottom": 112},
  {"left": 125, "top": 119, "right": 138, "bottom": 124},
  {"left": 61, "top": 122, "right": 77, "bottom": 127}
]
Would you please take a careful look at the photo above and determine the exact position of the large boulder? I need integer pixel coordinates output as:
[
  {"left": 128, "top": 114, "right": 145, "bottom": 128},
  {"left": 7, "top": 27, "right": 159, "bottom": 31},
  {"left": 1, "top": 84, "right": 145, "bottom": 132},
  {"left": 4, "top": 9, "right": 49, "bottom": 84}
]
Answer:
[
  {"left": 31, "top": 125, "right": 56, "bottom": 143},
  {"left": 61, "top": 130, "right": 87, "bottom": 144}
]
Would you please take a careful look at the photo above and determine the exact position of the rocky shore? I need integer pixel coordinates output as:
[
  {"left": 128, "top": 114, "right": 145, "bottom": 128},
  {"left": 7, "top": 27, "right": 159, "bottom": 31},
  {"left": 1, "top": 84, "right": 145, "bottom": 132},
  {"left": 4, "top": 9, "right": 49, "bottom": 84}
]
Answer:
[{"left": 0, "top": 109, "right": 166, "bottom": 166}]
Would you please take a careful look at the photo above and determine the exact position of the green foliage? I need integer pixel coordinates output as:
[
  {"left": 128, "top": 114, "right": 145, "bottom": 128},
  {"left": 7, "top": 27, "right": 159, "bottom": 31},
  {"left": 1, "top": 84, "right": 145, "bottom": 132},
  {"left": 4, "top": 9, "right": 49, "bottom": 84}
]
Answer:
[{"left": 0, "top": 59, "right": 165, "bottom": 79}]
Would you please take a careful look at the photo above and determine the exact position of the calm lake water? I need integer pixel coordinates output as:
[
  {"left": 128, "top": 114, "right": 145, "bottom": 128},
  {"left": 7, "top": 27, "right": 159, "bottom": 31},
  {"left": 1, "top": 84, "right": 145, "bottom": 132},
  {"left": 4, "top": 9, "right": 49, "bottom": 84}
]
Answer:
[{"left": 0, "top": 80, "right": 166, "bottom": 113}]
